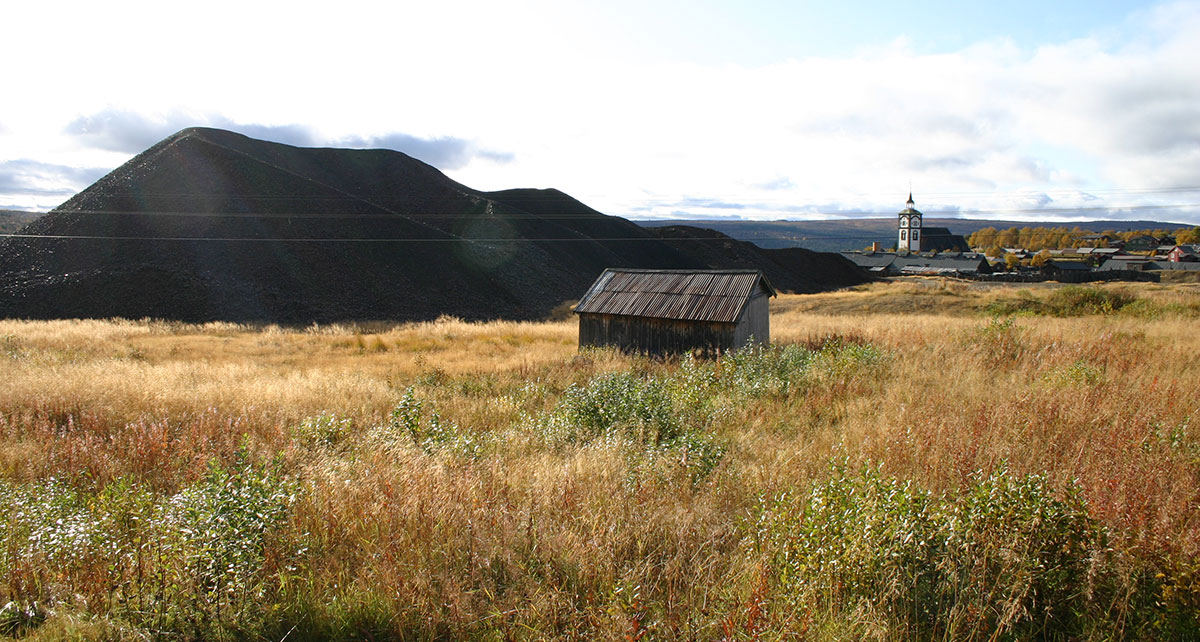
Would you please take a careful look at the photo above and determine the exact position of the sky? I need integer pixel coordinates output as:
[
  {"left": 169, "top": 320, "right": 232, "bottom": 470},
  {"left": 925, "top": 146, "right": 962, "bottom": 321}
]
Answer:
[{"left": 2, "top": 0, "right": 1200, "bottom": 225}]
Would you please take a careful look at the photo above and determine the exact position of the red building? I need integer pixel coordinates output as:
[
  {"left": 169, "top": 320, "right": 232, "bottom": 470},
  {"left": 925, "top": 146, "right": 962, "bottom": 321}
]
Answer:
[{"left": 1167, "top": 245, "right": 1199, "bottom": 262}]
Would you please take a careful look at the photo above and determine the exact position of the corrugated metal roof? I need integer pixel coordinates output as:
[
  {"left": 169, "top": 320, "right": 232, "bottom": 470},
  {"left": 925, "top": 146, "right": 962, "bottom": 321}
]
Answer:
[
  {"left": 841, "top": 252, "right": 990, "bottom": 273},
  {"left": 574, "top": 269, "right": 775, "bottom": 323}
]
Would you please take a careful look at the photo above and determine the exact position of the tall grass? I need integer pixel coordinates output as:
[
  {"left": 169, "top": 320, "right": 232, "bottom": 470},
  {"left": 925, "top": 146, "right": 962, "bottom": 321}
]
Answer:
[
  {"left": 0, "top": 282, "right": 1197, "bottom": 639},
  {"left": 757, "top": 463, "right": 1118, "bottom": 639},
  {"left": 0, "top": 450, "right": 295, "bottom": 639}
]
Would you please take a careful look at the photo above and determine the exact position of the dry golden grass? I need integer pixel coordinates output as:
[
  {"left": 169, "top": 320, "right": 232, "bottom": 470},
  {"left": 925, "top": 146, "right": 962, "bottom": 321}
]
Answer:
[{"left": 1, "top": 280, "right": 1197, "bottom": 640}]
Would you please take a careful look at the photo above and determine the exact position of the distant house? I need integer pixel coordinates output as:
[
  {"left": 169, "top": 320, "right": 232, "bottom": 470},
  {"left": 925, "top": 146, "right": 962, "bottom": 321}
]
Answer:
[
  {"left": 1167, "top": 245, "right": 1199, "bottom": 262},
  {"left": 894, "top": 193, "right": 970, "bottom": 253},
  {"left": 1097, "top": 258, "right": 1154, "bottom": 272},
  {"left": 918, "top": 227, "right": 972, "bottom": 252},
  {"left": 1076, "top": 233, "right": 1113, "bottom": 246},
  {"left": 896, "top": 253, "right": 992, "bottom": 274},
  {"left": 574, "top": 269, "right": 776, "bottom": 355},
  {"left": 1041, "top": 260, "right": 1092, "bottom": 278},
  {"left": 898, "top": 265, "right": 963, "bottom": 276},
  {"left": 839, "top": 251, "right": 991, "bottom": 276},
  {"left": 1099, "top": 258, "right": 1200, "bottom": 273},
  {"left": 840, "top": 252, "right": 898, "bottom": 274},
  {"left": 1155, "top": 261, "right": 1200, "bottom": 272},
  {"left": 1123, "top": 235, "right": 1160, "bottom": 253},
  {"left": 1079, "top": 247, "right": 1121, "bottom": 266}
]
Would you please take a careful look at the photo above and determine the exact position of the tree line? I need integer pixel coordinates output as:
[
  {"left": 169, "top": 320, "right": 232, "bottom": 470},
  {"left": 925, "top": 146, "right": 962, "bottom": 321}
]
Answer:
[{"left": 968, "top": 225, "right": 1200, "bottom": 255}]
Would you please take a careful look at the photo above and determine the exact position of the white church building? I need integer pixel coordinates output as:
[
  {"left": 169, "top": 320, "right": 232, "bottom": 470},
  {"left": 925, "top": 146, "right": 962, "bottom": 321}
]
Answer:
[
  {"left": 896, "top": 193, "right": 969, "bottom": 253},
  {"left": 897, "top": 192, "right": 922, "bottom": 252}
]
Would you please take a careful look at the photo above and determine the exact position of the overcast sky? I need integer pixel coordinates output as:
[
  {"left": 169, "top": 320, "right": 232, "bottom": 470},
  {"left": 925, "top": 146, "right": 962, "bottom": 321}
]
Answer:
[{"left": 3, "top": 0, "right": 1199, "bottom": 224}]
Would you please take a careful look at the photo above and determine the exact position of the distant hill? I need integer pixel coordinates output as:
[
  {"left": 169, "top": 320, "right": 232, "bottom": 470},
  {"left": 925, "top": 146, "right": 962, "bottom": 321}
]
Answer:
[
  {"left": 649, "top": 225, "right": 870, "bottom": 293},
  {"left": 0, "top": 210, "right": 43, "bottom": 234},
  {"left": 639, "top": 218, "right": 1194, "bottom": 252},
  {"left": 0, "top": 128, "right": 867, "bottom": 323}
]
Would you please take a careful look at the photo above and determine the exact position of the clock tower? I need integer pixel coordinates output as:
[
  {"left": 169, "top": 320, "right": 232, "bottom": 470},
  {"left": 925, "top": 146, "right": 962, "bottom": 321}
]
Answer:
[{"left": 897, "top": 192, "right": 922, "bottom": 253}]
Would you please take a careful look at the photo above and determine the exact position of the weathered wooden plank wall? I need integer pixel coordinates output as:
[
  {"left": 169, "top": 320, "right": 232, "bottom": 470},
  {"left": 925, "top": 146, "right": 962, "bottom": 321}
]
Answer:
[
  {"left": 578, "top": 314, "right": 738, "bottom": 355},
  {"left": 732, "top": 293, "right": 770, "bottom": 347}
]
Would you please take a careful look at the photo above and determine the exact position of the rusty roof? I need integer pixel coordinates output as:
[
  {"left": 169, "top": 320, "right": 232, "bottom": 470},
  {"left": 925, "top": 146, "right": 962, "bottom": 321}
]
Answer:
[{"left": 573, "top": 269, "right": 775, "bottom": 323}]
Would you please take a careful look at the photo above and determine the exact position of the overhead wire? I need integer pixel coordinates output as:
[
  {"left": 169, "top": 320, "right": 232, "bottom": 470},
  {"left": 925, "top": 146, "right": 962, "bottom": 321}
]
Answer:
[
  {"left": 4, "top": 201, "right": 1200, "bottom": 221},
  {"left": 0, "top": 229, "right": 1192, "bottom": 244},
  {"left": 2, "top": 180, "right": 1197, "bottom": 244},
  {"left": 0, "top": 233, "right": 781, "bottom": 243}
]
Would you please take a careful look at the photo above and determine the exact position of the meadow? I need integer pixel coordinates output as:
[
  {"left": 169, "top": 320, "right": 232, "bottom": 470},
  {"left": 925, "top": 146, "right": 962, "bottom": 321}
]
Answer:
[{"left": 1, "top": 280, "right": 1198, "bottom": 640}]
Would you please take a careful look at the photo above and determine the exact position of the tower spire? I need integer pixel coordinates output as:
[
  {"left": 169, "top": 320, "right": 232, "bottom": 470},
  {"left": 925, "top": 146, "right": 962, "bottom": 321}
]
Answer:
[{"left": 898, "top": 187, "right": 921, "bottom": 253}]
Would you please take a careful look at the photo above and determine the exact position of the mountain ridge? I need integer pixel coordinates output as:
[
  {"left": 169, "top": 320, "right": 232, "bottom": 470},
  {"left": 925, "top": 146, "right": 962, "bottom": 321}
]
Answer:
[
  {"left": 0, "top": 128, "right": 867, "bottom": 323},
  {"left": 639, "top": 218, "right": 1195, "bottom": 252}
]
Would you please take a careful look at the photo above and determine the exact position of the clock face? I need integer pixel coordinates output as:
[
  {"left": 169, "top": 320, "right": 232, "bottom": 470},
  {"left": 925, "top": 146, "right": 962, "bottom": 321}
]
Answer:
[{"left": 899, "top": 216, "right": 909, "bottom": 227}]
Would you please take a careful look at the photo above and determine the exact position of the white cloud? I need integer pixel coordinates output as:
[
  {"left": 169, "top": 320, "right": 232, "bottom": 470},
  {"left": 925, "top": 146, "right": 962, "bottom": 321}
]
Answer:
[{"left": 1, "top": 1, "right": 1198, "bottom": 223}]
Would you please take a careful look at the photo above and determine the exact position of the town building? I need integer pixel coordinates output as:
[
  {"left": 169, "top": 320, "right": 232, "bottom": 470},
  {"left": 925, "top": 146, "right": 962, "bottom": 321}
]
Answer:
[
  {"left": 1167, "top": 245, "right": 1199, "bottom": 262},
  {"left": 896, "top": 193, "right": 970, "bottom": 253},
  {"left": 897, "top": 193, "right": 922, "bottom": 252},
  {"left": 839, "top": 251, "right": 992, "bottom": 276}
]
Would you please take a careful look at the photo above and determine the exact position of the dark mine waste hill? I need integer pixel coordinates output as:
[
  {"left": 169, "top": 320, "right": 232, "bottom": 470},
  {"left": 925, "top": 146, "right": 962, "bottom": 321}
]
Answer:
[{"left": 0, "top": 128, "right": 869, "bottom": 323}]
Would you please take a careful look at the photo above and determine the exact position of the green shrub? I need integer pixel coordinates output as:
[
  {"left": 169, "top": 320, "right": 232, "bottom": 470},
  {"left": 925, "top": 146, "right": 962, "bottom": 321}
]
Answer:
[
  {"left": 987, "top": 287, "right": 1139, "bottom": 317},
  {"left": 0, "top": 451, "right": 298, "bottom": 638},
  {"left": 985, "top": 294, "right": 1049, "bottom": 317},
  {"left": 666, "top": 354, "right": 722, "bottom": 418},
  {"left": 534, "top": 341, "right": 885, "bottom": 484},
  {"left": 971, "top": 316, "right": 1027, "bottom": 365},
  {"left": 0, "top": 477, "right": 91, "bottom": 576},
  {"left": 294, "top": 412, "right": 354, "bottom": 449},
  {"left": 159, "top": 450, "right": 297, "bottom": 633},
  {"left": 536, "top": 371, "right": 727, "bottom": 483},
  {"left": 0, "top": 477, "right": 160, "bottom": 631},
  {"left": 624, "top": 429, "right": 728, "bottom": 486},
  {"left": 551, "top": 372, "right": 685, "bottom": 446},
  {"left": 758, "top": 465, "right": 940, "bottom": 627},
  {"left": 759, "top": 464, "right": 1106, "bottom": 639},
  {"left": 807, "top": 338, "right": 886, "bottom": 383},
  {"left": 385, "top": 388, "right": 488, "bottom": 459},
  {"left": 1046, "top": 286, "right": 1136, "bottom": 315},
  {"left": 0, "top": 600, "right": 46, "bottom": 637},
  {"left": 1044, "top": 359, "right": 1106, "bottom": 387},
  {"left": 941, "top": 469, "right": 1101, "bottom": 637},
  {"left": 721, "top": 340, "right": 883, "bottom": 398},
  {"left": 721, "top": 343, "right": 816, "bottom": 397}
]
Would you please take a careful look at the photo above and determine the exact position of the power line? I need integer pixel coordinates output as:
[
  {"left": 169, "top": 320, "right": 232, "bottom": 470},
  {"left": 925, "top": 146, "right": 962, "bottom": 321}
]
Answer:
[
  {"left": 0, "top": 233, "right": 816, "bottom": 243},
  {"left": 36, "top": 184, "right": 1200, "bottom": 207},
  {"left": 76, "top": 184, "right": 1200, "bottom": 200},
  {"left": 195, "top": 136, "right": 488, "bottom": 246},
  {"left": 1, "top": 229, "right": 1191, "bottom": 244},
  {"left": 27, "top": 209, "right": 622, "bottom": 220}
]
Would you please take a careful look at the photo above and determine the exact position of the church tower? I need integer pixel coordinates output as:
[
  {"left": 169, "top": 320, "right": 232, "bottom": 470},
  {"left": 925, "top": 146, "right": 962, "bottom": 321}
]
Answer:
[{"left": 897, "top": 192, "right": 922, "bottom": 252}]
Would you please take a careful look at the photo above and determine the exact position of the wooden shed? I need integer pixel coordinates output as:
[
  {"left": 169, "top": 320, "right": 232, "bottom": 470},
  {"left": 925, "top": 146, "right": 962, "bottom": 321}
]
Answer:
[{"left": 573, "top": 269, "right": 776, "bottom": 355}]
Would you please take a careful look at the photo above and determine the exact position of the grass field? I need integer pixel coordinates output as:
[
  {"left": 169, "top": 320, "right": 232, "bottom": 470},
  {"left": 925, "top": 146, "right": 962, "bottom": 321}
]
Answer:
[{"left": 1, "top": 280, "right": 1198, "bottom": 640}]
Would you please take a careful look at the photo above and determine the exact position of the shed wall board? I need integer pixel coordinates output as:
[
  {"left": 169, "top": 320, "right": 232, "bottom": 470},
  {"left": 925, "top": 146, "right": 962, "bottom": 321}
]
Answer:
[
  {"left": 578, "top": 313, "right": 739, "bottom": 354},
  {"left": 732, "top": 293, "right": 770, "bottom": 347}
]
